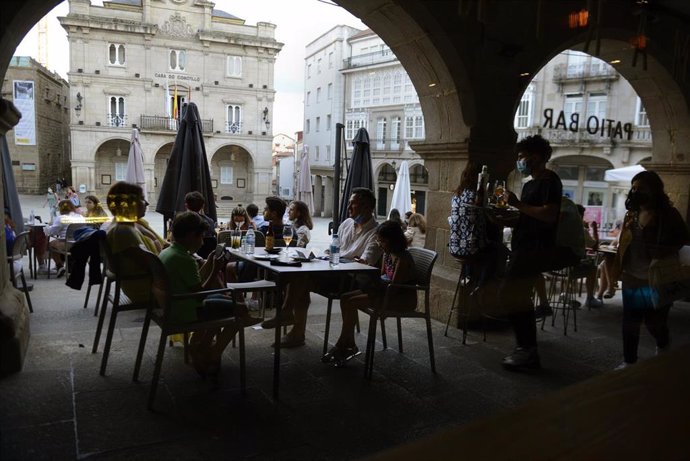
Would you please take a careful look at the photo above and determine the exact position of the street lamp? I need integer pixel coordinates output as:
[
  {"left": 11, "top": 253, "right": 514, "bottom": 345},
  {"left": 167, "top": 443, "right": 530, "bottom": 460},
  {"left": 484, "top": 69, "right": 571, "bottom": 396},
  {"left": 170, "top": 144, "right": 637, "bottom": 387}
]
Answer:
[
  {"left": 263, "top": 106, "right": 270, "bottom": 130},
  {"left": 74, "top": 92, "right": 83, "bottom": 117}
]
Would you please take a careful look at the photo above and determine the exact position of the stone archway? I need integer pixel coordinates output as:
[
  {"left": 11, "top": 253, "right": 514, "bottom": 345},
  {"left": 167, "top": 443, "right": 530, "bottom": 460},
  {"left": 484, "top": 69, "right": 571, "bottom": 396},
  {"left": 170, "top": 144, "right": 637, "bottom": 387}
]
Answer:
[
  {"left": 375, "top": 162, "right": 396, "bottom": 217},
  {"left": 91, "top": 138, "right": 130, "bottom": 196},
  {"left": 151, "top": 142, "right": 174, "bottom": 205},
  {"left": 209, "top": 144, "right": 254, "bottom": 219}
]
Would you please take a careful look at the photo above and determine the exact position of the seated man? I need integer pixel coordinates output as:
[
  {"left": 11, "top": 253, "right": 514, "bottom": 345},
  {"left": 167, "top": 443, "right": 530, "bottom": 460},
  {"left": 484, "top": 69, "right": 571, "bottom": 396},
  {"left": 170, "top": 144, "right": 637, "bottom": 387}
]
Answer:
[
  {"left": 247, "top": 203, "right": 266, "bottom": 231},
  {"left": 184, "top": 191, "right": 216, "bottom": 259},
  {"left": 105, "top": 182, "right": 165, "bottom": 305},
  {"left": 575, "top": 204, "right": 603, "bottom": 308},
  {"left": 261, "top": 187, "right": 382, "bottom": 348},
  {"left": 45, "top": 199, "right": 86, "bottom": 277},
  {"left": 159, "top": 211, "right": 258, "bottom": 376}
]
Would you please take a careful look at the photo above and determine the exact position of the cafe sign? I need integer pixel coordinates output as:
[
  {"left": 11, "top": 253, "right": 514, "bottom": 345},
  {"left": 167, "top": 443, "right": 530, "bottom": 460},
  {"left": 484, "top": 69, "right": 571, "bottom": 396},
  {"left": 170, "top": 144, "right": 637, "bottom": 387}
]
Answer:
[{"left": 542, "top": 108, "right": 633, "bottom": 141}]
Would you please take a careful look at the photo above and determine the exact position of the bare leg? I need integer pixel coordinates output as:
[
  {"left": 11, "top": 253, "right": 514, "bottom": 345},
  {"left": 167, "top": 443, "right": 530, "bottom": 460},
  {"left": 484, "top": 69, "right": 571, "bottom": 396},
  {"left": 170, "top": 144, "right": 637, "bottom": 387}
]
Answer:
[{"left": 334, "top": 290, "right": 366, "bottom": 348}]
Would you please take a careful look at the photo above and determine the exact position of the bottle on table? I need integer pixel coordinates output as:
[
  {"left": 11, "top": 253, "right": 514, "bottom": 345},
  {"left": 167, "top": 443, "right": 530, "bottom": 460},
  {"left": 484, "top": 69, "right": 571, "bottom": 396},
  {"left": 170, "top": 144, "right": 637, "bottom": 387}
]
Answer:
[
  {"left": 330, "top": 233, "right": 340, "bottom": 267},
  {"left": 29, "top": 209, "right": 35, "bottom": 225},
  {"left": 265, "top": 224, "right": 274, "bottom": 251},
  {"left": 475, "top": 165, "right": 489, "bottom": 207},
  {"left": 245, "top": 228, "right": 255, "bottom": 254}
]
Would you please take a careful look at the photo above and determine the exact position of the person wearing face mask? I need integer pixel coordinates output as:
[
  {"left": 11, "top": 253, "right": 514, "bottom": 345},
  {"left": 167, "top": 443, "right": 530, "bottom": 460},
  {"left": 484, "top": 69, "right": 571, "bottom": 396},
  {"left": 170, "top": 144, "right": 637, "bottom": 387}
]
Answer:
[
  {"left": 226, "top": 206, "right": 255, "bottom": 231},
  {"left": 497, "top": 135, "right": 563, "bottom": 371},
  {"left": 610, "top": 170, "right": 689, "bottom": 370}
]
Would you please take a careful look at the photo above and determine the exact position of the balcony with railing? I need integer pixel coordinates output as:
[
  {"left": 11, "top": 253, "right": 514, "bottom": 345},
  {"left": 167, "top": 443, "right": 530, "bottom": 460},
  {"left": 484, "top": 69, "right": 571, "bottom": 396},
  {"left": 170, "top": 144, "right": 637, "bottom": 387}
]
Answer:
[
  {"left": 226, "top": 121, "right": 242, "bottom": 134},
  {"left": 553, "top": 62, "right": 619, "bottom": 82},
  {"left": 139, "top": 115, "right": 214, "bottom": 133},
  {"left": 343, "top": 49, "right": 398, "bottom": 70},
  {"left": 107, "top": 114, "right": 128, "bottom": 128}
]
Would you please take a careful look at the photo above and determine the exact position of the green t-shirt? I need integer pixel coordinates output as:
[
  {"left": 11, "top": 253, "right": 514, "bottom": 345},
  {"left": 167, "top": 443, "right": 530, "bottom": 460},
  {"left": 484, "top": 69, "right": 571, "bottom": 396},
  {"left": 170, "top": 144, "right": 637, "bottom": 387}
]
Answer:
[{"left": 158, "top": 242, "right": 201, "bottom": 323}]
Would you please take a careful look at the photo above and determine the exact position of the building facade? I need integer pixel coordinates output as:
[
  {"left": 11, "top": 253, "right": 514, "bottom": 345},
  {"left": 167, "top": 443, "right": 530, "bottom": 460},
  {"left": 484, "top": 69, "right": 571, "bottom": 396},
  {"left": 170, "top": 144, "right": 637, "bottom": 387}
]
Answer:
[
  {"left": 271, "top": 132, "right": 296, "bottom": 200},
  {"left": 513, "top": 50, "right": 652, "bottom": 229},
  {"left": 58, "top": 0, "right": 282, "bottom": 214},
  {"left": 303, "top": 27, "right": 428, "bottom": 218},
  {"left": 1, "top": 56, "right": 71, "bottom": 194}
]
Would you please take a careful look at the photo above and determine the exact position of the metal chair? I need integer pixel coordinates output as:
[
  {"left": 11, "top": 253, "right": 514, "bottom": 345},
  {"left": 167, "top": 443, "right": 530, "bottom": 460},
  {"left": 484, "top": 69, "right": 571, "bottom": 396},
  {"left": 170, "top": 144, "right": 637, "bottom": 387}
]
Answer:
[
  {"left": 7, "top": 231, "right": 33, "bottom": 313},
  {"left": 131, "top": 248, "right": 246, "bottom": 410},
  {"left": 318, "top": 278, "right": 364, "bottom": 355},
  {"left": 362, "top": 248, "right": 438, "bottom": 378},
  {"left": 47, "top": 222, "right": 86, "bottom": 279},
  {"left": 542, "top": 265, "right": 579, "bottom": 335},
  {"left": 92, "top": 238, "right": 153, "bottom": 376}
]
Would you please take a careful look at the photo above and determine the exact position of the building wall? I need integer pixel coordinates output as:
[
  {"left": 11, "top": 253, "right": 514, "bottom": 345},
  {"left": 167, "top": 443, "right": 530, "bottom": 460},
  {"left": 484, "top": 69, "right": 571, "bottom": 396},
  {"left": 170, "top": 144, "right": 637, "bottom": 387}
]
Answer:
[
  {"left": 1, "top": 56, "right": 70, "bottom": 194},
  {"left": 59, "top": 0, "right": 281, "bottom": 209}
]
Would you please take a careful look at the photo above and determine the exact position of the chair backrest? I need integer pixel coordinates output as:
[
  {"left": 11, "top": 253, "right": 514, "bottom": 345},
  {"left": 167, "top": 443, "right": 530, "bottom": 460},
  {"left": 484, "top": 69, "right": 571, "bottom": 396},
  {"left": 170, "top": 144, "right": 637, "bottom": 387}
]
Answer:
[
  {"left": 10, "top": 231, "right": 31, "bottom": 259},
  {"left": 65, "top": 222, "right": 87, "bottom": 243},
  {"left": 253, "top": 230, "right": 265, "bottom": 247},
  {"left": 137, "top": 247, "right": 173, "bottom": 320},
  {"left": 217, "top": 230, "right": 232, "bottom": 246},
  {"left": 407, "top": 247, "right": 438, "bottom": 288}
]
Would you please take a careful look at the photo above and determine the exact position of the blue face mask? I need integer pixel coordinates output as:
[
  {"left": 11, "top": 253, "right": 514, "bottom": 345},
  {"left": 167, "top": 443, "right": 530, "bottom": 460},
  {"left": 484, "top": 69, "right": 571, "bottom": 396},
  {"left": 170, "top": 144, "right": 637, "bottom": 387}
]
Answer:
[
  {"left": 516, "top": 158, "right": 531, "bottom": 176},
  {"left": 353, "top": 214, "right": 368, "bottom": 224}
]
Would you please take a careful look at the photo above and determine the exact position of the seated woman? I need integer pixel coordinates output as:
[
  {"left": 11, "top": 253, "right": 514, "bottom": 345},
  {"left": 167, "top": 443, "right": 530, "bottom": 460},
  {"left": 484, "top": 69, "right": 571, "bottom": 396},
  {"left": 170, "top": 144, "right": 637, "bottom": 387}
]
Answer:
[
  {"left": 404, "top": 213, "right": 426, "bottom": 248},
  {"left": 83, "top": 195, "right": 108, "bottom": 223},
  {"left": 105, "top": 182, "right": 165, "bottom": 304},
  {"left": 159, "top": 211, "right": 259, "bottom": 377},
  {"left": 322, "top": 221, "right": 416, "bottom": 366},
  {"left": 45, "top": 199, "right": 86, "bottom": 277},
  {"left": 287, "top": 200, "right": 313, "bottom": 247},
  {"left": 226, "top": 206, "right": 255, "bottom": 231}
]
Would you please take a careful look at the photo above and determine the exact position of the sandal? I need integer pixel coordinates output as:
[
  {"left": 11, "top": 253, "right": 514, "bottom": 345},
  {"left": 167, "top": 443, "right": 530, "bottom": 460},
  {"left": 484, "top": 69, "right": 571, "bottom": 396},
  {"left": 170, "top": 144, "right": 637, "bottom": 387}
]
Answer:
[{"left": 603, "top": 290, "right": 615, "bottom": 299}]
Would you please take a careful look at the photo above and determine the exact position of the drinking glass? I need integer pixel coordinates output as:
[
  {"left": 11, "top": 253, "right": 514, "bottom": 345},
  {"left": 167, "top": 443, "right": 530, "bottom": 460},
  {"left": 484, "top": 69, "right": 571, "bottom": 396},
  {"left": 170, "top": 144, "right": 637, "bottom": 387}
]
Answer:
[
  {"left": 494, "top": 180, "right": 506, "bottom": 207},
  {"left": 282, "top": 225, "right": 294, "bottom": 257},
  {"left": 231, "top": 229, "right": 242, "bottom": 249}
]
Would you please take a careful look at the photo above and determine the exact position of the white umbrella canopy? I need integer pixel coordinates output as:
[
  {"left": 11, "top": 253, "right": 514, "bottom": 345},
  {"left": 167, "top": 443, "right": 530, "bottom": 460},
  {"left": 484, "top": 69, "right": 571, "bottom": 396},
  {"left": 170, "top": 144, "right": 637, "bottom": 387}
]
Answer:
[
  {"left": 298, "top": 145, "right": 315, "bottom": 214},
  {"left": 126, "top": 127, "right": 147, "bottom": 200},
  {"left": 389, "top": 160, "right": 413, "bottom": 217},
  {"left": 605, "top": 164, "right": 645, "bottom": 182}
]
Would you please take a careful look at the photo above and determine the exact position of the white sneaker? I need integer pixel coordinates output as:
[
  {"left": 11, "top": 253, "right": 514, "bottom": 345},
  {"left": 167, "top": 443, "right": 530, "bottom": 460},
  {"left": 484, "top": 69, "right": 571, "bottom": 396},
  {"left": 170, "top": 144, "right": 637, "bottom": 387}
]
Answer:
[
  {"left": 37, "top": 266, "right": 56, "bottom": 275},
  {"left": 615, "top": 361, "right": 632, "bottom": 370}
]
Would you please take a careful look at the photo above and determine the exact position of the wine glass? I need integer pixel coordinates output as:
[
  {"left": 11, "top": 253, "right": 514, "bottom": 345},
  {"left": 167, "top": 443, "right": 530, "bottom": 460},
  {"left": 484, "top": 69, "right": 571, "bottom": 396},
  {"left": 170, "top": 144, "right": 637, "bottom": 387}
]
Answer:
[{"left": 282, "top": 225, "right": 294, "bottom": 257}]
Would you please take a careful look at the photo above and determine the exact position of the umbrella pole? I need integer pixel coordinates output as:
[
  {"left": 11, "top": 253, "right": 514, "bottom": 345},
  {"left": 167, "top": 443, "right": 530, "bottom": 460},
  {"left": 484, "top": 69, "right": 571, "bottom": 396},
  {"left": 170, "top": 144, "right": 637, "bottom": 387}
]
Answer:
[{"left": 333, "top": 123, "right": 344, "bottom": 232}]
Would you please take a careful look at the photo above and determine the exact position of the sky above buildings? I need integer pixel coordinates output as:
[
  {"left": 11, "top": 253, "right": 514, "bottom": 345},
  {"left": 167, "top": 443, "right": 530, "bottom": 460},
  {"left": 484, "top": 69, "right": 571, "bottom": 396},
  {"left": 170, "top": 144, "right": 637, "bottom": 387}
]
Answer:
[{"left": 13, "top": 0, "right": 366, "bottom": 138}]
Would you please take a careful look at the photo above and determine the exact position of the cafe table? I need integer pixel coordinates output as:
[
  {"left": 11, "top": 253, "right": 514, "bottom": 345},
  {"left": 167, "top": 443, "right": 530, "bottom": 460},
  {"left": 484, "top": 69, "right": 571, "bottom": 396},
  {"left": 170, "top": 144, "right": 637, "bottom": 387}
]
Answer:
[
  {"left": 225, "top": 247, "right": 379, "bottom": 399},
  {"left": 26, "top": 222, "right": 46, "bottom": 279}
]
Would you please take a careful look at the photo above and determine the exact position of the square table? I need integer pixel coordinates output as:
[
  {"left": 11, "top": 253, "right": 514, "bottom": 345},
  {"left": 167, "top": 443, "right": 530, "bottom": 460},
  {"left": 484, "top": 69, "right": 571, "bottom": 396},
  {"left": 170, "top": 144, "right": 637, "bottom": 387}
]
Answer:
[{"left": 226, "top": 247, "right": 379, "bottom": 399}]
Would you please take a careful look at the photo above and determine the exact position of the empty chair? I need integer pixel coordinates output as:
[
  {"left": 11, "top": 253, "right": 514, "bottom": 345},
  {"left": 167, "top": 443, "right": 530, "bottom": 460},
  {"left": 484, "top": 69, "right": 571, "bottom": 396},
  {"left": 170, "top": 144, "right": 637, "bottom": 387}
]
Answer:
[{"left": 7, "top": 231, "right": 33, "bottom": 313}]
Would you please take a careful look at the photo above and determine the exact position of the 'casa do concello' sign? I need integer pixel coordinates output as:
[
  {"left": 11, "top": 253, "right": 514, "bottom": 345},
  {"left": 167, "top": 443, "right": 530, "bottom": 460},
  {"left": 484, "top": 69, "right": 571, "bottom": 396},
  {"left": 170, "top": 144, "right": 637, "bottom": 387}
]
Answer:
[{"left": 542, "top": 108, "right": 633, "bottom": 141}]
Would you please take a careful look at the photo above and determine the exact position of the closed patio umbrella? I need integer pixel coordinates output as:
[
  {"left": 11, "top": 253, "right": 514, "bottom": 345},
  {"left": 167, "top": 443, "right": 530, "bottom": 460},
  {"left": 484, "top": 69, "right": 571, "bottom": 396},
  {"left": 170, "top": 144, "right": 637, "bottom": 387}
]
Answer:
[
  {"left": 1, "top": 135, "right": 23, "bottom": 233},
  {"left": 126, "top": 128, "right": 147, "bottom": 200},
  {"left": 298, "top": 145, "right": 314, "bottom": 214},
  {"left": 389, "top": 160, "right": 412, "bottom": 218},
  {"left": 155, "top": 102, "right": 216, "bottom": 227},
  {"left": 338, "top": 127, "right": 374, "bottom": 225},
  {"left": 604, "top": 164, "right": 645, "bottom": 182}
]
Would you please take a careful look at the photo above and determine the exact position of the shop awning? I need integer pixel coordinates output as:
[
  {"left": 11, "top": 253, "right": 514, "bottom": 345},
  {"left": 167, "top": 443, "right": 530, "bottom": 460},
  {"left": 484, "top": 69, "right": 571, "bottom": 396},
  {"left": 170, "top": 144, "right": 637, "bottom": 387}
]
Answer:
[{"left": 604, "top": 164, "right": 645, "bottom": 182}]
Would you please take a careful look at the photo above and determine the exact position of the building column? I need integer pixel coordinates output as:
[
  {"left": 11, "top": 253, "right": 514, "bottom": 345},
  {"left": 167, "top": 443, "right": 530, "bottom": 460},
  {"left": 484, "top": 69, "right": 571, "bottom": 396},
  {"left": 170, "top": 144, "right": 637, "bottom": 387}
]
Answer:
[
  {"left": 313, "top": 175, "right": 323, "bottom": 216},
  {"left": 323, "top": 175, "right": 333, "bottom": 217},
  {"left": 644, "top": 162, "right": 690, "bottom": 220}
]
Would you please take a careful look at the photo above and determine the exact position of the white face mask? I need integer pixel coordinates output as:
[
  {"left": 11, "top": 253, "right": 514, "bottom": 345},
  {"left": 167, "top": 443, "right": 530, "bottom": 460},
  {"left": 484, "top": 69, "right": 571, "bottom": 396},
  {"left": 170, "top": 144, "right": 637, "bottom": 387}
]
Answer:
[{"left": 235, "top": 219, "right": 245, "bottom": 227}]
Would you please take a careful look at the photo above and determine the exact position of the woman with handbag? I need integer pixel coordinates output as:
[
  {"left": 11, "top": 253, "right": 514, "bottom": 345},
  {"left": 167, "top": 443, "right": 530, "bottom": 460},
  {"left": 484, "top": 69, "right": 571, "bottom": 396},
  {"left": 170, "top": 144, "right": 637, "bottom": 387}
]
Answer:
[{"left": 611, "top": 170, "right": 690, "bottom": 369}]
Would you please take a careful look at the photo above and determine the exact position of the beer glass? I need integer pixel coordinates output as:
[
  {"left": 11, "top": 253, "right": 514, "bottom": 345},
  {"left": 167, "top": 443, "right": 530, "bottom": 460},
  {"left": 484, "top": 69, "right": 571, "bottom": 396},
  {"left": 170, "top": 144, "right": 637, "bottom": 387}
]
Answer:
[{"left": 494, "top": 180, "right": 506, "bottom": 207}]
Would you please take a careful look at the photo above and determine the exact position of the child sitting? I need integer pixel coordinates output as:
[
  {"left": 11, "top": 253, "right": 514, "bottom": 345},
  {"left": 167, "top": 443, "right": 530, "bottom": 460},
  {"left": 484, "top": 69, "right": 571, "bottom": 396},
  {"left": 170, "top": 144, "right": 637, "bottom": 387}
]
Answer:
[
  {"left": 322, "top": 220, "right": 417, "bottom": 366},
  {"left": 159, "top": 211, "right": 258, "bottom": 377}
]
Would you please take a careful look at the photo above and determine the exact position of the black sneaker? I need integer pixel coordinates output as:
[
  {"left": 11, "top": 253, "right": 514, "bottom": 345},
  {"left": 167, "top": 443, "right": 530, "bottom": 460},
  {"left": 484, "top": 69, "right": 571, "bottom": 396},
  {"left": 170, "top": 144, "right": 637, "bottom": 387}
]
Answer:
[
  {"left": 56, "top": 267, "right": 66, "bottom": 278},
  {"left": 502, "top": 346, "right": 541, "bottom": 371},
  {"left": 534, "top": 304, "right": 553, "bottom": 318}
]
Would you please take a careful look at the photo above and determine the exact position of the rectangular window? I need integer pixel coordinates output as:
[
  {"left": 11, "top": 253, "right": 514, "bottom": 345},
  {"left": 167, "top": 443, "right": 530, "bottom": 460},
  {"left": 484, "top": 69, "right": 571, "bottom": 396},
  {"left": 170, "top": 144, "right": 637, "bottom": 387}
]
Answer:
[
  {"left": 376, "top": 117, "right": 386, "bottom": 150},
  {"left": 306, "top": 119, "right": 310, "bottom": 133},
  {"left": 514, "top": 92, "right": 531, "bottom": 128},
  {"left": 306, "top": 91, "right": 311, "bottom": 106},
  {"left": 107, "top": 96, "right": 126, "bottom": 127},
  {"left": 326, "top": 145, "right": 331, "bottom": 162},
  {"left": 405, "top": 115, "right": 424, "bottom": 139},
  {"left": 636, "top": 97, "right": 649, "bottom": 127},
  {"left": 108, "top": 43, "right": 126, "bottom": 65},
  {"left": 226, "top": 56, "right": 242, "bottom": 77},
  {"left": 169, "top": 49, "right": 187, "bottom": 71},
  {"left": 328, "top": 83, "right": 333, "bottom": 100},
  {"left": 220, "top": 166, "right": 234, "bottom": 185},
  {"left": 317, "top": 58, "right": 322, "bottom": 74},
  {"left": 328, "top": 51, "right": 334, "bottom": 68},
  {"left": 586, "top": 93, "right": 607, "bottom": 120},
  {"left": 391, "top": 116, "right": 401, "bottom": 148},
  {"left": 316, "top": 116, "right": 320, "bottom": 132},
  {"left": 327, "top": 114, "right": 332, "bottom": 130},
  {"left": 307, "top": 63, "right": 312, "bottom": 78},
  {"left": 316, "top": 87, "right": 321, "bottom": 103},
  {"left": 115, "top": 162, "right": 127, "bottom": 181},
  {"left": 315, "top": 145, "right": 320, "bottom": 161},
  {"left": 226, "top": 105, "right": 242, "bottom": 134},
  {"left": 564, "top": 94, "right": 583, "bottom": 122}
]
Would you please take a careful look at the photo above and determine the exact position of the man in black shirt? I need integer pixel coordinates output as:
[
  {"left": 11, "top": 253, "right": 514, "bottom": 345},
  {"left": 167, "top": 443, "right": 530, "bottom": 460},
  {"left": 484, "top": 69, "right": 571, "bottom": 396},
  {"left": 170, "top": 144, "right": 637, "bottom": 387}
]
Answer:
[{"left": 501, "top": 135, "right": 562, "bottom": 371}]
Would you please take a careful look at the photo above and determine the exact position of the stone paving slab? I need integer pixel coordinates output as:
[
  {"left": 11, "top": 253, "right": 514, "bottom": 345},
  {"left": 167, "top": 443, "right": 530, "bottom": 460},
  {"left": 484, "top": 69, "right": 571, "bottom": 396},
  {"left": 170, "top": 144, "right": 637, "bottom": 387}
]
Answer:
[{"left": 3, "top": 252, "right": 690, "bottom": 459}]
